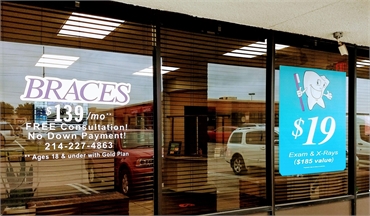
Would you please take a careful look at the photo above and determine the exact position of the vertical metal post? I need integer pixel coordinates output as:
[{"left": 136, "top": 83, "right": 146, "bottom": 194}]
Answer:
[
  {"left": 153, "top": 22, "right": 163, "bottom": 215},
  {"left": 266, "top": 32, "right": 276, "bottom": 215},
  {"left": 196, "top": 116, "right": 199, "bottom": 154},
  {"left": 347, "top": 45, "right": 357, "bottom": 215}
]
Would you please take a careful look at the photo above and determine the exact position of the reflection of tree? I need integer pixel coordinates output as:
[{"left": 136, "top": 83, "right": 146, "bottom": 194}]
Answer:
[
  {"left": 0, "top": 101, "right": 15, "bottom": 120},
  {"left": 15, "top": 103, "right": 34, "bottom": 121}
]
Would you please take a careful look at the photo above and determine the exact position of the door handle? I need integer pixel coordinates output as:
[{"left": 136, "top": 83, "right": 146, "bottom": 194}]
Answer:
[{"left": 260, "top": 146, "right": 265, "bottom": 150}]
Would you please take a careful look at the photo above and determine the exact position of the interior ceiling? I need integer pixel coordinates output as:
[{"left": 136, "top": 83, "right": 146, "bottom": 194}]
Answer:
[{"left": 114, "top": 0, "right": 370, "bottom": 48}]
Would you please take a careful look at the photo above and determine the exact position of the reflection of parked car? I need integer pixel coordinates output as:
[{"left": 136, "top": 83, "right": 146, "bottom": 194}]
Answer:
[
  {"left": 352, "top": 115, "right": 370, "bottom": 167},
  {"left": 208, "top": 123, "right": 266, "bottom": 144},
  {"left": 83, "top": 129, "right": 114, "bottom": 144},
  {"left": 85, "top": 129, "right": 153, "bottom": 197},
  {"left": 0, "top": 121, "right": 17, "bottom": 147},
  {"left": 208, "top": 126, "right": 238, "bottom": 143},
  {"left": 225, "top": 127, "right": 279, "bottom": 175},
  {"left": 27, "top": 126, "right": 83, "bottom": 145},
  {"left": 239, "top": 123, "right": 266, "bottom": 128},
  {"left": 226, "top": 126, "right": 358, "bottom": 175}
]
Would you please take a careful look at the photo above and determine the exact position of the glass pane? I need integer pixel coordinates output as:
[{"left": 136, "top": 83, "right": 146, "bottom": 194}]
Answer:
[
  {"left": 230, "top": 132, "right": 243, "bottom": 144},
  {"left": 161, "top": 27, "right": 267, "bottom": 214},
  {"left": 356, "top": 54, "right": 370, "bottom": 194},
  {"left": 275, "top": 45, "right": 349, "bottom": 204},
  {"left": 1, "top": 2, "right": 154, "bottom": 215}
]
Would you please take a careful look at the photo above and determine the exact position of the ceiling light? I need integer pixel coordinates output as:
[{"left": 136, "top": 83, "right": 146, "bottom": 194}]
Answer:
[
  {"left": 223, "top": 39, "right": 289, "bottom": 58},
  {"left": 58, "top": 12, "right": 124, "bottom": 39},
  {"left": 356, "top": 59, "right": 370, "bottom": 67},
  {"left": 35, "top": 54, "right": 79, "bottom": 68},
  {"left": 133, "top": 66, "right": 179, "bottom": 76},
  {"left": 240, "top": 46, "right": 266, "bottom": 52},
  {"left": 249, "top": 43, "right": 267, "bottom": 49},
  {"left": 276, "top": 44, "right": 290, "bottom": 49},
  {"left": 233, "top": 49, "right": 265, "bottom": 56},
  {"left": 224, "top": 53, "right": 256, "bottom": 58}
]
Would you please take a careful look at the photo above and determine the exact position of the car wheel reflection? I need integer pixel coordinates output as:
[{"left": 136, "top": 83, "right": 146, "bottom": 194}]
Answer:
[
  {"left": 119, "top": 168, "right": 130, "bottom": 195},
  {"left": 232, "top": 155, "right": 247, "bottom": 175}
]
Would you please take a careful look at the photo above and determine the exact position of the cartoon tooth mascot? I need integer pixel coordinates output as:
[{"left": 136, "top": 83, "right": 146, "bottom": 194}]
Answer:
[{"left": 297, "top": 71, "right": 332, "bottom": 110}]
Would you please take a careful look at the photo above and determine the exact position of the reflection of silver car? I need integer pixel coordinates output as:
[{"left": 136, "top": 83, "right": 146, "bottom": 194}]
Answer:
[
  {"left": 226, "top": 126, "right": 358, "bottom": 175},
  {"left": 27, "top": 126, "right": 83, "bottom": 145},
  {"left": 239, "top": 123, "right": 266, "bottom": 127},
  {"left": 354, "top": 116, "right": 370, "bottom": 167},
  {"left": 0, "top": 121, "right": 17, "bottom": 147},
  {"left": 225, "top": 127, "right": 279, "bottom": 175}
]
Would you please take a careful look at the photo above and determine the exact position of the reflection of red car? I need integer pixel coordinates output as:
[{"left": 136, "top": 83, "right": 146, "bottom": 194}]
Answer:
[
  {"left": 207, "top": 126, "right": 238, "bottom": 144},
  {"left": 84, "top": 130, "right": 153, "bottom": 197}
]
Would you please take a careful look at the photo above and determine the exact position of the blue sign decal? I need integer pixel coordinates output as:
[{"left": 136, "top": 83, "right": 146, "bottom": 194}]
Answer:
[{"left": 279, "top": 66, "right": 346, "bottom": 176}]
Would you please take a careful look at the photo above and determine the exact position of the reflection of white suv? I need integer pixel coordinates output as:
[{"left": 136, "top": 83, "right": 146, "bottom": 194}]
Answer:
[
  {"left": 225, "top": 127, "right": 279, "bottom": 175},
  {"left": 0, "top": 121, "right": 17, "bottom": 147},
  {"left": 226, "top": 126, "right": 358, "bottom": 175},
  {"left": 354, "top": 115, "right": 370, "bottom": 167}
]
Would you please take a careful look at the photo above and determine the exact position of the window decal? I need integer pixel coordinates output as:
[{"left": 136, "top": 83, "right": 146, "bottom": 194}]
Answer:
[
  {"left": 279, "top": 66, "right": 346, "bottom": 176},
  {"left": 20, "top": 76, "right": 131, "bottom": 105}
]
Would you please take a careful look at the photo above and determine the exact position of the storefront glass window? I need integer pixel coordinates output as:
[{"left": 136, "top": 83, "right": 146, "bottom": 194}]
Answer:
[
  {"left": 1, "top": 1, "right": 369, "bottom": 215},
  {"left": 1, "top": 2, "right": 154, "bottom": 215},
  {"left": 275, "top": 45, "right": 353, "bottom": 204},
  {"left": 160, "top": 27, "right": 269, "bottom": 214},
  {"left": 355, "top": 55, "right": 370, "bottom": 194}
]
